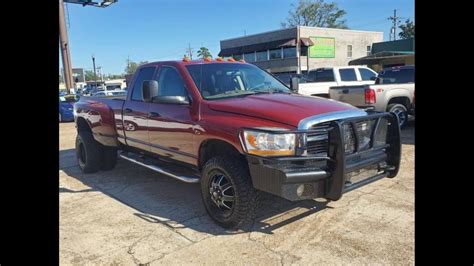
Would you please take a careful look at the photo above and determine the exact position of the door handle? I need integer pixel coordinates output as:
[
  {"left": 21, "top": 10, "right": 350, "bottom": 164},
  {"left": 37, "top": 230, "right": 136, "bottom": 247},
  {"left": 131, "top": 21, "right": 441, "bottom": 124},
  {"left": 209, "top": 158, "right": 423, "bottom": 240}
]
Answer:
[
  {"left": 148, "top": 112, "right": 160, "bottom": 118},
  {"left": 124, "top": 108, "right": 133, "bottom": 113},
  {"left": 342, "top": 89, "right": 349, "bottom": 94}
]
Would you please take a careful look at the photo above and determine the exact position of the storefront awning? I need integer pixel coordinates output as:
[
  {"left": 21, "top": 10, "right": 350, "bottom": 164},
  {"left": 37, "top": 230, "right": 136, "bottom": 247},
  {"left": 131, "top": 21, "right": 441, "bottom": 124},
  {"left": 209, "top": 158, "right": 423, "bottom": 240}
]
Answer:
[
  {"left": 219, "top": 38, "right": 314, "bottom": 57},
  {"left": 349, "top": 51, "right": 414, "bottom": 65}
]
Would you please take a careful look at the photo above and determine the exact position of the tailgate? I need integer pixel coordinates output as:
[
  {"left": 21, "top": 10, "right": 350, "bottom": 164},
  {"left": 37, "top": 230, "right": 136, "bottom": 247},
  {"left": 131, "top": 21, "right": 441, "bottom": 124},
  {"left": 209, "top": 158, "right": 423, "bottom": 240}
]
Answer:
[{"left": 329, "top": 85, "right": 367, "bottom": 107}]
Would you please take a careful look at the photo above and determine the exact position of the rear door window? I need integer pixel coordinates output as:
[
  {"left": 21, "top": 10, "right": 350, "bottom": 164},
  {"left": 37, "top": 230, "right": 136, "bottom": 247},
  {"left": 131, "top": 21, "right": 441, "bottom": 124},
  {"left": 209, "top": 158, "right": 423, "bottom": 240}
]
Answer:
[
  {"left": 131, "top": 67, "right": 156, "bottom": 101},
  {"left": 308, "top": 69, "right": 335, "bottom": 82},
  {"left": 359, "top": 68, "right": 377, "bottom": 81},
  {"left": 378, "top": 68, "right": 415, "bottom": 84},
  {"left": 339, "top": 68, "right": 358, "bottom": 81}
]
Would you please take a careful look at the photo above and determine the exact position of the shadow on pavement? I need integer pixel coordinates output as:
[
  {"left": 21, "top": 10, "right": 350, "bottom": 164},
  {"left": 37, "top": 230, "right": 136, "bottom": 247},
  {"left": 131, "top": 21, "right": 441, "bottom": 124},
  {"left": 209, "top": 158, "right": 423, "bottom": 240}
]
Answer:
[
  {"left": 60, "top": 149, "right": 330, "bottom": 236},
  {"left": 401, "top": 119, "right": 415, "bottom": 145}
]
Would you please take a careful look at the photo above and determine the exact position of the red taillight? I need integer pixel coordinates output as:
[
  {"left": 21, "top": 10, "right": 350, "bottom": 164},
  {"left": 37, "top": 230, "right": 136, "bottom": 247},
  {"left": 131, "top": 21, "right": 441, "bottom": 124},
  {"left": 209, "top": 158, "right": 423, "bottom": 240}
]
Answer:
[{"left": 365, "top": 88, "right": 376, "bottom": 104}]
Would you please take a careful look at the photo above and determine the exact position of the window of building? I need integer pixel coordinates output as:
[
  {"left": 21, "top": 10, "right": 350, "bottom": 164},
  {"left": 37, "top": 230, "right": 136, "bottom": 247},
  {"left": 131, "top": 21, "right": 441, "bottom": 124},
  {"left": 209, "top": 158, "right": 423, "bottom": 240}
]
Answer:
[
  {"left": 359, "top": 68, "right": 377, "bottom": 81},
  {"left": 232, "top": 54, "right": 243, "bottom": 61},
  {"left": 131, "top": 67, "right": 156, "bottom": 101},
  {"left": 283, "top": 47, "right": 296, "bottom": 58},
  {"left": 269, "top": 48, "right": 282, "bottom": 60},
  {"left": 339, "top": 68, "right": 357, "bottom": 81},
  {"left": 347, "top": 45, "right": 353, "bottom": 58},
  {"left": 256, "top": 50, "right": 268, "bottom": 61},
  {"left": 367, "top": 45, "right": 371, "bottom": 56},
  {"left": 243, "top": 52, "right": 256, "bottom": 62},
  {"left": 156, "top": 66, "right": 187, "bottom": 97}
]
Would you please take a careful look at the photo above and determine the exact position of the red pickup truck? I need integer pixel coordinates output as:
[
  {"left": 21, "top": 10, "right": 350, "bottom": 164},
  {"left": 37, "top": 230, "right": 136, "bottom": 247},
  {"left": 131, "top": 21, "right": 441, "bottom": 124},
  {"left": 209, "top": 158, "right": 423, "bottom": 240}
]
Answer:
[{"left": 74, "top": 59, "right": 401, "bottom": 229}]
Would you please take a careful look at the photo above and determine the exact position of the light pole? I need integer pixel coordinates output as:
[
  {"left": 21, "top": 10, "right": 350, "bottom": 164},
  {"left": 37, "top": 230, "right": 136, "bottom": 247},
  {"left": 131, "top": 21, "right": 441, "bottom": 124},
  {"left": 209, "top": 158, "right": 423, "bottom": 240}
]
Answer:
[{"left": 92, "top": 55, "right": 97, "bottom": 87}]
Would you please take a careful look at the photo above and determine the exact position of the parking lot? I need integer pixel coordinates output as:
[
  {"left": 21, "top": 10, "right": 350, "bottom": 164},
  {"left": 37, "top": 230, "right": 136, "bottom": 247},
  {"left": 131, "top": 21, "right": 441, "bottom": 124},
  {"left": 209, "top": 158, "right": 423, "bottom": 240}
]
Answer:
[{"left": 60, "top": 121, "right": 414, "bottom": 265}]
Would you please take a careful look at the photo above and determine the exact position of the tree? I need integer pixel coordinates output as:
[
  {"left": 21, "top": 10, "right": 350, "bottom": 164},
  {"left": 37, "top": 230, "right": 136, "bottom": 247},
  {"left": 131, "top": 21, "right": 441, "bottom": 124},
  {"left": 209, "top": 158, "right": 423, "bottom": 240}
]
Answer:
[
  {"left": 398, "top": 19, "right": 415, "bottom": 39},
  {"left": 124, "top": 60, "right": 149, "bottom": 75},
  {"left": 197, "top": 47, "right": 212, "bottom": 59},
  {"left": 85, "top": 70, "right": 96, "bottom": 81},
  {"left": 281, "top": 0, "right": 348, "bottom": 29}
]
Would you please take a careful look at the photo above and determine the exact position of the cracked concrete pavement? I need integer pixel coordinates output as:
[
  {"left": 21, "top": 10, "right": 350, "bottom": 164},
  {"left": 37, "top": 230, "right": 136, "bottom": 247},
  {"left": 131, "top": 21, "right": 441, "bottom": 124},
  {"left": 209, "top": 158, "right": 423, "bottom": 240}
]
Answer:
[{"left": 60, "top": 121, "right": 414, "bottom": 265}]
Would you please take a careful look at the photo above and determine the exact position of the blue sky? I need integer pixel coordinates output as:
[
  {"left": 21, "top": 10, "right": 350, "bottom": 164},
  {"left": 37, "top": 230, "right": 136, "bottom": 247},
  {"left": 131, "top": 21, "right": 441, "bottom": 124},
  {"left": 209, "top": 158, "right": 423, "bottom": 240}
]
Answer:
[{"left": 62, "top": 0, "right": 414, "bottom": 75}]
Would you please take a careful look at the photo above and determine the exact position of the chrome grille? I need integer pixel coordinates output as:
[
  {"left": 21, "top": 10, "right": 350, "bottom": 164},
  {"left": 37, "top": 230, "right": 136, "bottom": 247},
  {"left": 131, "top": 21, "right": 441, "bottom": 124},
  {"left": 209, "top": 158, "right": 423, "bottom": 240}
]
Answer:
[{"left": 306, "top": 122, "right": 331, "bottom": 156}]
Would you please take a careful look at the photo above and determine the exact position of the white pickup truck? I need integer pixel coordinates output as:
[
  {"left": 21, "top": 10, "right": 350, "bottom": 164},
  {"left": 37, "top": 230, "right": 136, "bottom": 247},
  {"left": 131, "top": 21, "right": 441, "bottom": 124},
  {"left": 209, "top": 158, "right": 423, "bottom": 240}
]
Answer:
[
  {"left": 329, "top": 65, "right": 415, "bottom": 128},
  {"left": 297, "top": 66, "right": 378, "bottom": 97}
]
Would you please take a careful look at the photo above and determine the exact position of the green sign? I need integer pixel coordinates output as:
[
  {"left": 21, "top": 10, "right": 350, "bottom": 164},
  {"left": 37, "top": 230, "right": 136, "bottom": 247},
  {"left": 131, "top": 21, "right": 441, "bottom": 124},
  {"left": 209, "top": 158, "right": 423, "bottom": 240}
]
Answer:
[{"left": 309, "top": 37, "right": 335, "bottom": 58}]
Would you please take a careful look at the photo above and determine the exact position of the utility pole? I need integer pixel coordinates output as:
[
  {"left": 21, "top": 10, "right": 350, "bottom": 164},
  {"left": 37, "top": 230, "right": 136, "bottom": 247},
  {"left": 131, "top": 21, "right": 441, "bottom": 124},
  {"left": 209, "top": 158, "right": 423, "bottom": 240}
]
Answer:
[
  {"left": 59, "top": 0, "right": 74, "bottom": 94},
  {"left": 187, "top": 43, "right": 193, "bottom": 60},
  {"left": 388, "top": 9, "right": 402, "bottom": 41},
  {"left": 60, "top": 0, "right": 118, "bottom": 94}
]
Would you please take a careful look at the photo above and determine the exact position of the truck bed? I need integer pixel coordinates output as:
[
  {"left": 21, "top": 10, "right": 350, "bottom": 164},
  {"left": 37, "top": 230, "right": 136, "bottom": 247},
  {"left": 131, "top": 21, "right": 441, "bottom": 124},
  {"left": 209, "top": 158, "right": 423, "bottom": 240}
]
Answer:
[{"left": 74, "top": 95, "right": 126, "bottom": 147}]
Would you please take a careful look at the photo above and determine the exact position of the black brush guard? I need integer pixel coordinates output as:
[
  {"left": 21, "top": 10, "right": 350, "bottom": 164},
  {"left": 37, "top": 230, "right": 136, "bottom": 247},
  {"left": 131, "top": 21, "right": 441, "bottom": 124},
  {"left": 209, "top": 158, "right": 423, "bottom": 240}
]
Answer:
[{"left": 246, "top": 112, "right": 401, "bottom": 201}]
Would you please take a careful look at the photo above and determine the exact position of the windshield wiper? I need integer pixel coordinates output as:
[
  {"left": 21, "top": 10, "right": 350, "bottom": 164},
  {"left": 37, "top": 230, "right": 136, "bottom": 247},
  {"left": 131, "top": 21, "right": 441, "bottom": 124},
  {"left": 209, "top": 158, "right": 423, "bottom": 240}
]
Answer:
[{"left": 252, "top": 88, "right": 291, "bottom": 94}]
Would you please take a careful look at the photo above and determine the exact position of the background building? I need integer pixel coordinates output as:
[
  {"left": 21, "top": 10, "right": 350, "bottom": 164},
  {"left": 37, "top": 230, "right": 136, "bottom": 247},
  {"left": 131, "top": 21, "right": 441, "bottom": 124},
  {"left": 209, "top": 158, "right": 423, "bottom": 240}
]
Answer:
[
  {"left": 219, "top": 26, "right": 383, "bottom": 74},
  {"left": 349, "top": 38, "right": 414, "bottom": 72}
]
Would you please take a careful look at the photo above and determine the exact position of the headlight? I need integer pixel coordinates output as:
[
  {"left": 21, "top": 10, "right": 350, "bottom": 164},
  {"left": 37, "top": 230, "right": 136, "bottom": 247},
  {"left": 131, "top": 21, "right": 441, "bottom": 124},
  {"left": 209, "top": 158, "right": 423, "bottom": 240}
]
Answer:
[
  {"left": 242, "top": 130, "right": 295, "bottom": 156},
  {"left": 343, "top": 124, "right": 355, "bottom": 154}
]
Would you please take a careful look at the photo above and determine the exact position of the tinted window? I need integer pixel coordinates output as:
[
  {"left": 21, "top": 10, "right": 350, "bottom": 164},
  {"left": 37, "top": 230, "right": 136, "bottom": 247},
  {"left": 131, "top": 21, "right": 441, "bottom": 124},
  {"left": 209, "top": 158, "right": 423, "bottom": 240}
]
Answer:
[
  {"left": 269, "top": 48, "right": 282, "bottom": 59},
  {"left": 308, "top": 69, "right": 335, "bottom": 82},
  {"left": 131, "top": 67, "right": 155, "bottom": 101},
  {"left": 256, "top": 51, "right": 268, "bottom": 61},
  {"left": 339, "top": 69, "right": 357, "bottom": 81},
  {"left": 185, "top": 63, "right": 289, "bottom": 100},
  {"left": 378, "top": 68, "right": 415, "bottom": 84},
  {"left": 359, "top": 68, "right": 376, "bottom": 81},
  {"left": 243, "top": 52, "right": 256, "bottom": 62},
  {"left": 233, "top": 54, "right": 242, "bottom": 60},
  {"left": 283, "top": 47, "right": 296, "bottom": 58},
  {"left": 157, "top": 67, "right": 187, "bottom": 97},
  {"left": 186, "top": 64, "right": 201, "bottom": 89}
]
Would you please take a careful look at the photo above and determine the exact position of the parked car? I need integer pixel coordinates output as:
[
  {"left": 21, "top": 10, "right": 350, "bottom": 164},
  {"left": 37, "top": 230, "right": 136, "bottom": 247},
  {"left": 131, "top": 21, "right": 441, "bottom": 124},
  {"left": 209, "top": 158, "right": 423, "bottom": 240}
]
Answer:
[
  {"left": 59, "top": 96, "right": 75, "bottom": 122},
  {"left": 297, "top": 66, "right": 378, "bottom": 97},
  {"left": 272, "top": 72, "right": 311, "bottom": 86},
  {"left": 329, "top": 65, "right": 415, "bottom": 128},
  {"left": 92, "top": 90, "right": 127, "bottom": 97},
  {"left": 74, "top": 59, "right": 401, "bottom": 229}
]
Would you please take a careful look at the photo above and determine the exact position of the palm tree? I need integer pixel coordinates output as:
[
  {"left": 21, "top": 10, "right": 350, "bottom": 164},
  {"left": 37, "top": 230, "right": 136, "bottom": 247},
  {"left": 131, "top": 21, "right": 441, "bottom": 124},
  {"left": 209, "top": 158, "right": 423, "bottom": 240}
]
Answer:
[{"left": 197, "top": 47, "right": 212, "bottom": 59}]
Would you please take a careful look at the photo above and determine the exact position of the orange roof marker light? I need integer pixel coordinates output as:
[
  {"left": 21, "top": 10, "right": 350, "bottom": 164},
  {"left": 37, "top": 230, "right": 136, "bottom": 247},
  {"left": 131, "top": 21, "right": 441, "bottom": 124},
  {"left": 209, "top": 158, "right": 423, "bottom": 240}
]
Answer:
[
  {"left": 227, "top": 58, "right": 236, "bottom": 62},
  {"left": 182, "top": 56, "right": 190, "bottom": 62},
  {"left": 203, "top": 57, "right": 212, "bottom": 62},
  {"left": 216, "top": 57, "right": 224, "bottom": 62}
]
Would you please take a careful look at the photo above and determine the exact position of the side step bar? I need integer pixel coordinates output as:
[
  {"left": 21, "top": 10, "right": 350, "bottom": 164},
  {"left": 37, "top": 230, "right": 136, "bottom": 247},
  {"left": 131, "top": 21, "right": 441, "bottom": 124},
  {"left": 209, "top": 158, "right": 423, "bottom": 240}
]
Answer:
[{"left": 119, "top": 152, "right": 200, "bottom": 184}]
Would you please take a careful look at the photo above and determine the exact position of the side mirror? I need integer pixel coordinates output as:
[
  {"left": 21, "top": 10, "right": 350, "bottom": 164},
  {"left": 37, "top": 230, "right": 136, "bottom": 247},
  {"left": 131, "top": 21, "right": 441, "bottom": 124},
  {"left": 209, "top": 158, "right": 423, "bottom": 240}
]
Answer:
[
  {"left": 370, "top": 76, "right": 377, "bottom": 81},
  {"left": 152, "top": 95, "right": 189, "bottom": 105},
  {"left": 142, "top": 80, "right": 158, "bottom": 102},
  {"left": 290, "top": 76, "right": 299, "bottom": 92}
]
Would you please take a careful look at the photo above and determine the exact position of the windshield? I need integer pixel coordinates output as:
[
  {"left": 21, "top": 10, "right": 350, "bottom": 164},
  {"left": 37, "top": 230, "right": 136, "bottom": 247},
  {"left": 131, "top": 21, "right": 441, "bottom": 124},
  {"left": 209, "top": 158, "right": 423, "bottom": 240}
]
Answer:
[
  {"left": 59, "top": 96, "right": 77, "bottom": 103},
  {"left": 186, "top": 63, "right": 290, "bottom": 100}
]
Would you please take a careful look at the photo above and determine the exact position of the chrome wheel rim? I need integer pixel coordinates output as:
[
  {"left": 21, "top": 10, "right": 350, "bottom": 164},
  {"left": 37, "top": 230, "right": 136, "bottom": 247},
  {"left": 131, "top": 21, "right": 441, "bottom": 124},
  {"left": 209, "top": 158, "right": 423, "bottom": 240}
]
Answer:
[
  {"left": 392, "top": 108, "right": 406, "bottom": 126},
  {"left": 209, "top": 172, "right": 235, "bottom": 212}
]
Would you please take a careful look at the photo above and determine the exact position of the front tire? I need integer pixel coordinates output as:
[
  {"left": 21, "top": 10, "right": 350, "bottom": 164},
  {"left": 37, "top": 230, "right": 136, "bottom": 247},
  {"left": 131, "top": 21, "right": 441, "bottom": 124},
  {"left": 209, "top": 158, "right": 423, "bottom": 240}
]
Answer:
[
  {"left": 201, "top": 156, "right": 258, "bottom": 230},
  {"left": 387, "top": 103, "right": 408, "bottom": 128},
  {"left": 76, "top": 131, "right": 102, "bottom": 173}
]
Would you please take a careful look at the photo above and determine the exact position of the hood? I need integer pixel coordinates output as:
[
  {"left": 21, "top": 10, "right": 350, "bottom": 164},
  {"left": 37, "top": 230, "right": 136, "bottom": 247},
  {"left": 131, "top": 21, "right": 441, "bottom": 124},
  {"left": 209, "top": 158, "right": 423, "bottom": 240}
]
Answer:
[{"left": 207, "top": 93, "right": 360, "bottom": 127}]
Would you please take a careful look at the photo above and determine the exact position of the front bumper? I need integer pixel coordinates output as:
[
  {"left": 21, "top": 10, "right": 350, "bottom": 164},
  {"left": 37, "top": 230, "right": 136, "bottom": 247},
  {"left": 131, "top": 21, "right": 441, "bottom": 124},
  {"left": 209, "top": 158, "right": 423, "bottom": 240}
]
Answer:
[{"left": 247, "top": 112, "right": 401, "bottom": 201}]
